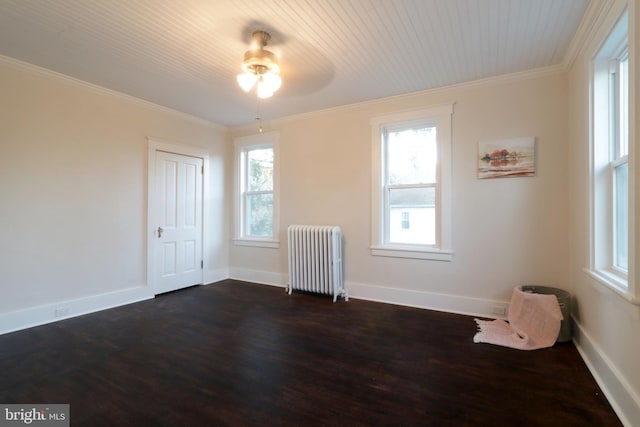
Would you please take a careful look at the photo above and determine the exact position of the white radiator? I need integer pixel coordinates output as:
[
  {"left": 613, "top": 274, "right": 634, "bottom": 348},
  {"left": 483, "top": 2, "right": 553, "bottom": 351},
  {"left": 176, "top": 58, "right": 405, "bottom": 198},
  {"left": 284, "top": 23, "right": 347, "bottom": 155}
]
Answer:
[{"left": 287, "top": 225, "right": 348, "bottom": 302}]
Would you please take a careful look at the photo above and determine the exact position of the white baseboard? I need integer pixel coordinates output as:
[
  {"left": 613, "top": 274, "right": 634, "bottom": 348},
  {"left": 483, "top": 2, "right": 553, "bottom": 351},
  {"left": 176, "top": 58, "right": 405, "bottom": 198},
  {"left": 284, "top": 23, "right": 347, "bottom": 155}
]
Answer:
[
  {"left": 345, "top": 281, "right": 509, "bottom": 318},
  {"left": 229, "top": 267, "right": 288, "bottom": 288},
  {"left": 226, "top": 269, "right": 509, "bottom": 319},
  {"left": 225, "top": 271, "right": 637, "bottom": 426},
  {"left": 572, "top": 318, "right": 640, "bottom": 427},
  {"left": 204, "top": 267, "right": 230, "bottom": 285},
  {"left": 0, "top": 286, "right": 154, "bottom": 336},
  {"left": 3, "top": 267, "right": 636, "bottom": 427}
]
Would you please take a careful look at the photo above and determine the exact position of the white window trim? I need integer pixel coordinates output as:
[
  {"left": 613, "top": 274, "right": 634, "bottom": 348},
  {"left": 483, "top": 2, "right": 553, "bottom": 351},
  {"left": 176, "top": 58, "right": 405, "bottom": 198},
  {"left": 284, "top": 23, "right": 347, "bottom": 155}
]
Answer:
[
  {"left": 586, "top": 5, "right": 638, "bottom": 304},
  {"left": 370, "top": 103, "right": 454, "bottom": 261},
  {"left": 233, "top": 131, "right": 280, "bottom": 248}
]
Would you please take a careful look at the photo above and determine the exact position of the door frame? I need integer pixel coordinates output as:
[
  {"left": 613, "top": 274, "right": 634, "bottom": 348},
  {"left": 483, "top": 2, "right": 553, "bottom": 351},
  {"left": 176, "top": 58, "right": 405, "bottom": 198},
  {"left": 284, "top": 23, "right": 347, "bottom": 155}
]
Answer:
[{"left": 147, "top": 137, "right": 210, "bottom": 293}]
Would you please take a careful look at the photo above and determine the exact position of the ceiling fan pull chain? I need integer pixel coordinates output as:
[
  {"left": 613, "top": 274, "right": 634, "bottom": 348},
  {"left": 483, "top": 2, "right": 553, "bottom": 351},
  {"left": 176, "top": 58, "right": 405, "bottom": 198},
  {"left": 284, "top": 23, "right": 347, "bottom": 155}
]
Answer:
[{"left": 255, "top": 98, "right": 263, "bottom": 133}]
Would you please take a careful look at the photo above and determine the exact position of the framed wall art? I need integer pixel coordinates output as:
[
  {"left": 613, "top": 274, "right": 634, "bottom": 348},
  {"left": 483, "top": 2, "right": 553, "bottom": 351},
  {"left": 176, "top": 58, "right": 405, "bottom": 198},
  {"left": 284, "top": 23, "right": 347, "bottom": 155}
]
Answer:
[{"left": 478, "top": 137, "right": 536, "bottom": 179}]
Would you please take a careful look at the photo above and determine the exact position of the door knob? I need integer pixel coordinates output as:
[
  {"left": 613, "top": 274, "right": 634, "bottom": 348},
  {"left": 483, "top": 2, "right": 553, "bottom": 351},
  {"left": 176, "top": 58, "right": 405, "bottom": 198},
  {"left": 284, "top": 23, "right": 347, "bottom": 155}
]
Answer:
[{"left": 157, "top": 226, "right": 163, "bottom": 238}]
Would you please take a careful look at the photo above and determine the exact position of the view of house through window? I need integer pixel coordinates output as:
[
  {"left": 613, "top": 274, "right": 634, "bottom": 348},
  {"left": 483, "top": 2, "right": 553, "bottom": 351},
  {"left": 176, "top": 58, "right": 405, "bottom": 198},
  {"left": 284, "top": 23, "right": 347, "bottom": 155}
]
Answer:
[
  {"left": 385, "top": 126, "right": 437, "bottom": 245},
  {"left": 371, "top": 104, "right": 453, "bottom": 261},
  {"left": 401, "top": 211, "right": 410, "bottom": 230}
]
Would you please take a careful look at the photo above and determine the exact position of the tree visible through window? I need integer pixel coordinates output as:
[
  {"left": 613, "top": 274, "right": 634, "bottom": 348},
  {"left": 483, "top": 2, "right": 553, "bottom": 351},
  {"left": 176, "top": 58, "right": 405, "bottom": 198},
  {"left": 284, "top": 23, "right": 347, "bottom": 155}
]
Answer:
[
  {"left": 245, "top": 147, "right": 274, "bottom": 237},
  {"left": 234, "top": 131, "right": 279, "bottom": 247}
]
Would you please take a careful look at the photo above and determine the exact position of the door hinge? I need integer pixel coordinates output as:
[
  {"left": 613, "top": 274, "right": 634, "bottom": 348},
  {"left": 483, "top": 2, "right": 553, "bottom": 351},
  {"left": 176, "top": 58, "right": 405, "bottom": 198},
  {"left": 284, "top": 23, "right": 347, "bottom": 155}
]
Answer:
[
  {"left": 201, "top": 260, "right": 204, "bottom": 269},
  {"left": 201, "top": 165, "right": 204, "bottom": 174}
]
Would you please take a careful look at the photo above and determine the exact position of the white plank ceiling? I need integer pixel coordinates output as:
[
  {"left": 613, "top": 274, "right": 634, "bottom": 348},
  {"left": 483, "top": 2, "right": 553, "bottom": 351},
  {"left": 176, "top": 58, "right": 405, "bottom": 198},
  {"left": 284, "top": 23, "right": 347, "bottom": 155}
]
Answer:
[{"left": 0, "top": 0, "right": 590, "bottom": 127}]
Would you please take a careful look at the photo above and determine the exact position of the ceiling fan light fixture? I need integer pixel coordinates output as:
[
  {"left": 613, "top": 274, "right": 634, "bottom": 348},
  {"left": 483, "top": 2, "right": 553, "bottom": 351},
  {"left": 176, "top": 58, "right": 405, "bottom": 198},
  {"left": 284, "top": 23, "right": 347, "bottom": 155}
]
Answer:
[
  {"left": 237, "top": 72, "right": 257, "bottom": 92},
  {"left": 257, "top": 84, "right": 273, "bottom": 99},
  {"left": 261, "top": 72, "right": 282, "bottom": 92},
  {"left": 237, "top": 30, "right": 281, "bottom": 99}
]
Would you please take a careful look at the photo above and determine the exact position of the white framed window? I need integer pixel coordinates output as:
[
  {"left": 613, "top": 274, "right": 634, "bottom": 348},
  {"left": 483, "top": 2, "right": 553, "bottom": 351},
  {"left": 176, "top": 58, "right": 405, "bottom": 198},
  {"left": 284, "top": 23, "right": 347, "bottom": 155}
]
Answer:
[
  {"left": 587, "top": 9, "right": 636, "bottom": 302},
  {"left": 371, "top": 104, "right": 454, "bottom": 261},
  {"left": 612, "top": 49, "right": 629, "bottom": 273},
  {"left": 234, "top": 131, "right": 280, "bottom": 248}
]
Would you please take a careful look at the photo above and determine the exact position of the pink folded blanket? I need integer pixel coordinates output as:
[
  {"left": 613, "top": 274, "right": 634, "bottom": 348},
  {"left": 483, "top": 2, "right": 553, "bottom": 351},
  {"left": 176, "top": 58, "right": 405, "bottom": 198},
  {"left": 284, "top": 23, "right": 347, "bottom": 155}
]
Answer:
[{"left": 474, "top": 286, "right": 563, "bottom": 350}]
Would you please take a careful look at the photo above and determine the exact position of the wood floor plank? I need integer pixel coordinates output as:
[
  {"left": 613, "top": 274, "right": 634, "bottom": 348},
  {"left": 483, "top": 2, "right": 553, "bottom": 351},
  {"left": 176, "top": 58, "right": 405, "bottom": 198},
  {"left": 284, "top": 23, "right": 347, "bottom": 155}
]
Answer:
[{"left": 0, "top": 280, "right": 622, "bottom": 426}]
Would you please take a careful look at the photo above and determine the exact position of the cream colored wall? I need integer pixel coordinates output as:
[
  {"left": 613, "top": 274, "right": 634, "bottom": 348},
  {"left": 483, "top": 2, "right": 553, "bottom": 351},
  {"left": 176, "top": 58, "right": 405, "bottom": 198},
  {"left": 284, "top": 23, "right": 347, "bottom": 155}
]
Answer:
[
  {"left": 231, "top": 72, "right": 570, "bottom": 311},
  {"left": 566, "top": 1, "right": 640, "bottom": 425},
  {"left": 1, "top": 9, "right": 635, "bottom": 421},
  {"left": 0, "top": 59, "right": 230, "bottom": 318}
]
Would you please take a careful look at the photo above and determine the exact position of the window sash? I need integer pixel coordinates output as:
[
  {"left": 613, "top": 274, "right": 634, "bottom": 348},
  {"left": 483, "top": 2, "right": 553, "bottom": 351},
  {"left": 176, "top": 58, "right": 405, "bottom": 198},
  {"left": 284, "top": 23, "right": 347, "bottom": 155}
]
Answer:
[
  {"left": 609, "top": 50, "right": 629, "bottom": 161},
  {"left": 587, "top": 8, "right": 633, "bottom": 300},
  {"left": 383, "top": 126, "right": 438, "bottom": 186},
  {"left": 612, "top": 157, "right": 628, "bottom": 274},
  {"left": 246, "top": 148, "right": 274, "bottom": 192},
  {"left": 383, "top": 183, "right": 438, "bottom": 246},
  {"left": 607, "top": 49, "right": 628, "bottom": 277},
  {"left": 241, "top": 148, "right": 274, "bottom": 239},
  {"left": 234, "top": 135, "right": 278, "bottom": 244},
  {"left": 370, "top": 104, "right": 453, "bottom": 261},
  {"left": 617, "top": 51, "right": 628, "bottom": 159},
  {"left": 382, "top": 121, "right": 439, "bottom": 248},
  {"left": 244, "top": 191, "right": 274, "bottom": 238}
]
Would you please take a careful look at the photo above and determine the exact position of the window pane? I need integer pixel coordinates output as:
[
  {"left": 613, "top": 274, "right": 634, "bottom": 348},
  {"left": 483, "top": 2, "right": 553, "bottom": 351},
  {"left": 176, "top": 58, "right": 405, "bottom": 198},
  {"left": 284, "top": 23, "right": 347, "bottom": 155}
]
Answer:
[
  {"left": 247, "top": 148, "right": 273, "bottom": 191},
  {"left": 247, "top": 193, "right": 273, "bottom": 237},
  {"left": 614, "top": 162, "right": 628, "bottom": 270},
  {"left": 401, "top": 212, "right": 410, "bottom": 229},
  {"left": 388, "top": 187, "right": 435, "bottom": 245},
  {"left": 387, "top": 127, "right": 437, "bottom": 185},
  {"left": 619, "top": 54, "right": 628, "bottom": 158}
]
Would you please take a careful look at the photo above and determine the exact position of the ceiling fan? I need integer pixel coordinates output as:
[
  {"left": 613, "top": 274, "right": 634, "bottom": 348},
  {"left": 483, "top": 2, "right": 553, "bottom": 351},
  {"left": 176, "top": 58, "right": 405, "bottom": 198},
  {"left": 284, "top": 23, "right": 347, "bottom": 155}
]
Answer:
[{"left": 236, "top": 30, "right": 282, "bottom": 99}]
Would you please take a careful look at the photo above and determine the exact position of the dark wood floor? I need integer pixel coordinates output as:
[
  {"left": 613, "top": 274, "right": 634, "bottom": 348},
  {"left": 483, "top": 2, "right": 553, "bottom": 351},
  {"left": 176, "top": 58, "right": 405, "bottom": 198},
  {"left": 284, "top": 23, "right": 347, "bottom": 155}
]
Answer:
[{"left": 0, "top": 280, "right": 621, "bottom": 426}]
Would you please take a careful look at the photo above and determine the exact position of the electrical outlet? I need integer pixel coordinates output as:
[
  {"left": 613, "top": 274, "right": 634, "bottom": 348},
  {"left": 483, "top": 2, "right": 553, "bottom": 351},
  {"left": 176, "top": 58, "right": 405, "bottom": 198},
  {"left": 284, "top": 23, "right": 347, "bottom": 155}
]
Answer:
[
  {"left": 491, "top": 305, "right": 507, "bottom": 316},
  {"left": 54, "top": 307, "right": 70, "bottom": 318}
]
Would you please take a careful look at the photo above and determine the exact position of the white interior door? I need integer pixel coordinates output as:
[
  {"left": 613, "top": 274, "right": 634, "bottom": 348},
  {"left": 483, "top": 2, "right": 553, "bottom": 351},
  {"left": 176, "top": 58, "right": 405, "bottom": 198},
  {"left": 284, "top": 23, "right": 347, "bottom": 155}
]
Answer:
[{"left": 153, "top": 150, "right": 203, "bottom": 294}]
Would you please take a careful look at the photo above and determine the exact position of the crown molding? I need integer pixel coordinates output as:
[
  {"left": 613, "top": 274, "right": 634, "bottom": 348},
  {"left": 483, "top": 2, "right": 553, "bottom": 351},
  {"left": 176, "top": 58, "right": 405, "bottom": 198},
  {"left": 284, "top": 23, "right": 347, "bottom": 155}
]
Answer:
[
  {"left": 233, "top": 2, "right": 613, "bottom": 133},
  {"left": 563, "top": 0, "right": 615, "bottom": 70},
  {"left": 231, "top": 64, "right": 566, "bottom": 132},
  {"left": 0, "top": 54, "right": 228, "bottom": 131}
]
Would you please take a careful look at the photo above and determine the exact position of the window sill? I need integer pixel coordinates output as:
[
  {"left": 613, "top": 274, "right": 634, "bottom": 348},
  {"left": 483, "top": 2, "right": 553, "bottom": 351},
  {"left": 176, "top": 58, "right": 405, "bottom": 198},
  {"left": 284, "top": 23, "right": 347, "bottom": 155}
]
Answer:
[
  {"left": 584, "top": 268, "right": 640, "bottom": 305},
  {"left": 233, "top": 238, "right": 280, "bottom": 249},
  {"left": 371, "top": 245, "right": 453, "bottom": 261}
]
